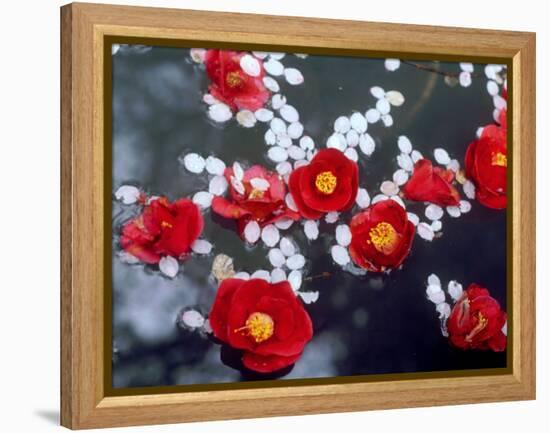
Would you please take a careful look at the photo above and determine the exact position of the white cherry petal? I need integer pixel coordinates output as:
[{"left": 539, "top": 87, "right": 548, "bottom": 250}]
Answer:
[
  {"left": 298, "top": 291, "right": 319, "bottom": 304},
  {"left": 288, "top": 145, "right": 306, "bottom": 160},
  {"left": 397, "top": 136, "right": 412, "bottom": 154},
  {"left": 344, "top": 147, "right": 358, "bottom": 162},
  {"left": 334, "top": 116, "right": 351, "bottom": 133},
  {"left": 381, "top": 114, "right": 393, "bottom": 127},
  {"left": 270, "top": 117, "right": 286, "bottom": 135},
  {"left": 418, "top": 222, "right": 435, "bottom": 241},
  {"left": 287, "top": 122, "right": 304, "bottom": 139},
  {"left": 431, "top": 220, "right": 442, "bottom": 232},
  {"left": 393, "top": 169, "right": 409, "bottom": 186},
  {"left": 250, "top": 177, "right": 270, "bottom": 191},
  {"left": 251, "top": 270, "right": 271, "bottom": 282},
  {"left": 191, "top": 239, "right": 212, "bottom": 255},
  {"left": 448, "top": 280, "right": 463, "bottom": 301},
  {"left": 209, "top": 175, "right": 228, "bottom": 196},
  {"left": 236, "top": 110, "right": 256, "bottom": 128},
  {"left": 159, "top": 256, "right": 179, "bottom": 278},
  {"left": 263, "top": 76, "right": 280, "bottom": 92},
  {"left": 434, "top": 148, "right": 451, "bottom": 165},
  {"left": 286, "top": 254, "right": 306, "bottom": 270},
  {"left": 205, "top": 156, "right": 226, "bottom": 175},
  {"left": 446, "top": 206, "right": 461, "bottom": 218},
  {"left": 271, "top": 94, "right": 287, "bottom": 110},
  {"left": 335, "top": 224, "right": 352, "bottom": 247},
  {"left": 277, "top": 135, "right": 292, "bottom": 148},
  {"left": 436, "top": 303, "right": 451, "bottom": 321},
  {"left": 359, "top": 133, "right": 375, "bottom": 156},
  {"left": 303, "top": 220, "right": 319, "bottom": 240},
  {"left": 274, "top": 218, "right": 294, "bottom": 230},
  {"left": 279, "top": 104, "right": 299, "bottom": 123},
  {"left": 350, "top": 112, "right": 368, "bottom": 133},
  {"left": 407, "top": 212, "right": 420, "bottom": 226},
  {"left": 425, "top": 204, "right": 444, "bottom": 221},
  {"left": 370, "top": 86, "right": 385, "bottom": 99},
  {"left": 371, "top": 194, "right": 389, "bottom": 204},
  {"left": 192, "top": 191, "right": 214, "bottom": 209},
  {"left": 427, "top": 290, "right": 446, "bottom": 305},
  {"left": 254, "top": 108, "right": 274, "bottom": 122},
  {"left": 285, "top": 193, "right": 298, "bottom": 212},
  {"left": 493, "top": 94, "right": 507, "bottom": 110},
  {"left": 380, "top": 180, "right": 399, "bottom": 196},
  {"left": 230, "top": 176, "right": 245, "bottom": 195},
  {"left": 365, "top": 108, "right": 381, "bottom": 123},
  {"left": 487, "top": 80, "right": 499, "bottom": 96},
  {"left": 299, "top": 136, "right": 315, "bottom": 150},
  {"left": 268, "top": 248, "right": 286, "bottom": 268},
  {"left": 331, "top": 245, "right": 350, "bottom": 266},
  {"left": 202, "top": 93, "right": 219, "bottom": 105},
  {"left": 384, "top": 58, "right": 401, "bottom": 71},
  {"left": 118, "top": 251, "right": 140, "bottom": 264},
  {"left": 460, "top": 62, "right": 474, "bottom": 73},
  {"left": 252, "top": 51, "right": 269, "bottom": 59},
  {"left": 208, "top": 103, "right": 232, "bottom": 122},
  {"left": 356, "top": 188, "right": 371, "bottom": 208},
  {"left": 268, "top": 52, "right": 286, "bottom": 60},
  {"left": 397, "top": 153, "right": 414, "bottom": 172},
  {"left": 183, "top": 153, "right": 205, "bottom": 174},
  {"left": 459, "top": 200, "right": 472, "bottom": 213},
  {"left": 502, "top": 321, "right": 507, "bottom": 336},
  {"left": 284, "top": 68, "right": 304, "bottom": 85},
  {"left": 263, "top": 58, "right": 284, "bottom": 76},
  {"left": 385, "top": 90, "right": 405, "bottom": 106},
  {"left": 268, "top": 146, "right": 288, "bottom": 162},
  {"left": 327, "top": 133, "right": 347, "bottom": 151},
  {"left": 346, "top": 129, "right": 360, "bottom": 147},
  {"left": 325, "top": 212, "right": 339, "bottom": 224},
  {"left": 261, "top": 224, "right": 280, "bottom": 247},
  {"left": 115, "top": 185, "right": 140, "bottom": 204},
  {"left": 428, "top": 273, "right": 441, "bottom": 286},
  {"left": 376, "top": 98, "right": 391, "bottom": 115},
  {"left": 240, "top": 54, "right": 261, "bottom": 76},
  {"left": 411, "top": 150, "right": 423, "bottom": 163},
  {"left": 463, "top": 180, "right": 476, "bottom": 199},
  {"left": 447, "top": 159, "right": 460, "bottom": 173},
  {"left": 279, "top": 237, "right": 296, "bottom": 256},
  {"left": 459, "top": 71, "right": 472, "bottom": 87},
  {"left": 270, "top": 268, "right": 287, "bottom": 283},
  {"left": 180, "top": 309, "right": 205, "bottom": 329},
  {"left": 276, "top": 161, "right": 292, "bottom": 176},
  {"left": 264, "top": 129, "right": 276, "bottom": 145},
  {"left": 232, "top": 162, "right": 244, "bottom": 180},
  {"left": 234, "top": 271, "right": 250, "bottom": 280},
  {"left": 244, "top": 221, "right": 261, "bottom": 243},
  {"left": 390, "top": 195, "right": 406, "bottom": 209},
  {"left": 288, "top": 270, "right": 302, "bottom": 291}
]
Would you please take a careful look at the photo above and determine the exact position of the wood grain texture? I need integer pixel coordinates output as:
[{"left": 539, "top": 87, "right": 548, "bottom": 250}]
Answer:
[{"left": 60, "top": 2, "right": 536, "bottom": 429}]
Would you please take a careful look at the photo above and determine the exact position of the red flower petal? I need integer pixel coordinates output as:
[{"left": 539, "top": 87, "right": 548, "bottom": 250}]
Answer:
[{"left": 402, "top": 159, "right": 460, "bottom": 206}]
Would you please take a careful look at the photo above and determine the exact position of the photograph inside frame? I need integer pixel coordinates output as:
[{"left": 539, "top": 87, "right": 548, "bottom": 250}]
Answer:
[{"left": 110, "top": 44, "right": 508, "bottom": 389}]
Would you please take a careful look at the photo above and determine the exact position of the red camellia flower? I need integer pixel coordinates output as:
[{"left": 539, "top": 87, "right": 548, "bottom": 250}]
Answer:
[
  {"left": 212, "top": 164, "right": 300, "bottom": 236},
  {"left": 209, "top": 278, "right": 313, "bottom": 373},
  {"left": 402, "top": 159, "right": 460, "bottom": 206},
  {"left": 204, "top": 49, "right": 270, "bottom": 112},
  {"left": 447, "top": 284, "right": 507, "bottom": 352},
  {"left": 464, "top": 110, "right": 507, "bottom": 209},
  {"left": 288, "top": 148, "right": 359, "bottom": 219},
  {"left": 120, "top": 197, "right": 204, "bottom": 264},
  {"left": 348, "top": 200, "right": 415, "bottom": 272}
]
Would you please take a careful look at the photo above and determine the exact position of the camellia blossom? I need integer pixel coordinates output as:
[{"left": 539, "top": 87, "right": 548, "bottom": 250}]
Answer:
[
  {"left": 348, "top": 200, "right": 415, "bottom": 272},
  {"left": 288, "top": 148, "right": 359, "bottom": 219},
  {"left": 209, "top": 278, "right": 313, "bottom": 373},
  {"left": 464, "top": 109, "right": 507, "bottom": 209},
  {"left": 402, "top": 159, "right": 461, "bottom": 206},
  {"left": 447, "top": 284, "right": 507, "bottom": 352},
  {"left": 212, "top": 164, "right": 300, "bottom": 236},
  {"left": 120, "top": 197, "right": 204, "bottom": 264},
  {"left": 204, "top": 50, "right": 270, "bottom": 112}
]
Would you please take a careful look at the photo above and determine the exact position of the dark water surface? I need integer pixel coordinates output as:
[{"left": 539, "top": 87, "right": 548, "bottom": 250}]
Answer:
[{"left": 111, "top": 46, "right": 507, "bottom": 389}]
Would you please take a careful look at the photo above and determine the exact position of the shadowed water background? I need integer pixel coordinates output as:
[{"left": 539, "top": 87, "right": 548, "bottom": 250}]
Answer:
[{"left": 111, "top": 46, "right": 506, "bottom": 388}]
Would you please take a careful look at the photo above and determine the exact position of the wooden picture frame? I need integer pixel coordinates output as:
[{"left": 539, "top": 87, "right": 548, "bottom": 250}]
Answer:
[{"left": 60, "top": 2, "right": 536, "bottom": 429}]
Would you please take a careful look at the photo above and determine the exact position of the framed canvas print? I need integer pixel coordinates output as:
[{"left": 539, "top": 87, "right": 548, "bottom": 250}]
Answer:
[{"left": 60, "top": 2, "right": 536, "bottom": 429}]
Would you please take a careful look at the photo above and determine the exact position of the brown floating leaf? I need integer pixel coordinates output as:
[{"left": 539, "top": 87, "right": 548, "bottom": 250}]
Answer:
[
  {"left": 455, "top": 169, "right": 467, "bottom": 185},
  {"left": 444, "top": 76, "right": 459, "bottom": 87},
  {"left": 211, "top": 254, "right": 235, "bottom": 281}
]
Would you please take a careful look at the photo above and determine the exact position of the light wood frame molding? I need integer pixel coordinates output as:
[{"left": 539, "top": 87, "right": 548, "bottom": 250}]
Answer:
[{"left": 60, "top": 2, "right": 536, "bottom": 429}]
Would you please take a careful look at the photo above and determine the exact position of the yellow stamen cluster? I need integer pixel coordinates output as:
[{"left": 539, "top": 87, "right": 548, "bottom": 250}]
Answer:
[
  {"left": 226, "top": 71, "right": 244, "bottom": 88},
  {"left": 248, "top": 188, "right": 265, "bottom": 200},
  {"left": 491, "top": 152, "right": 507, "bottom": 167},
  {"left": 235, "top": 312, "right": 275, "bottom": 343},
  {"left": 160, "top": 221, "right": 173, "bottom": 229},
  {"left": 315, "top": 171, "right": 338, "bottom": 195},
  {"left": 368, "top": 222, "right": 398, "bottom": 254},
  {"left": 465, "top": 312, "right": 488, "bottom": 342}
]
